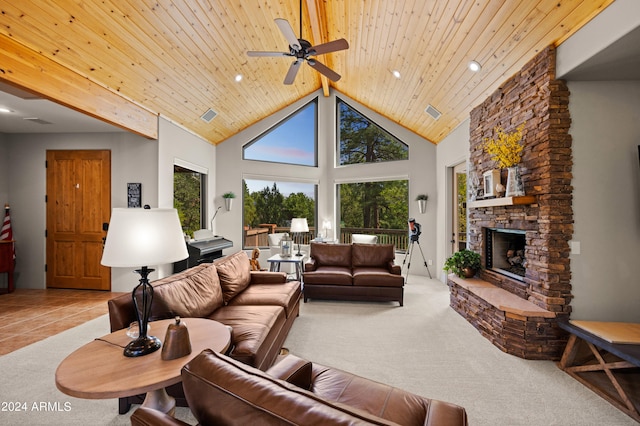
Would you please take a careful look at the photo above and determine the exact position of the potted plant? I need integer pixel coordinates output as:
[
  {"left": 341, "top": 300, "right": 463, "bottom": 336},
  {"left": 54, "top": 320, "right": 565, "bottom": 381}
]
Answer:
[
  {"left": 415, "top": 194, "right": 428, "bottom": 214},
  {"left": 443, "top": 249, "right": 482, "bottom": 278},
  {"left": 222, "top": 191, "right": 235, "bottom": 211}
]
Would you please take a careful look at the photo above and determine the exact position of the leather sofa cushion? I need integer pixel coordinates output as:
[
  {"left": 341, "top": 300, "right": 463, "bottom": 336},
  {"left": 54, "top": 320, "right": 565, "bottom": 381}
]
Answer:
[
  {"left": 209, "top": 304, "right": 286, "bottom": 369},
  {"left": 303, "top": 266, "right": 353, "bottom": 286},
  {"left": 352, "top": 243, "right": 395, "bottom": 268},
  {"left": 215, "top": 251, "right": 252, "bottom": 304},
  {"left": 309, "top": 243, "right": 352, "bottom": 268},
  {"left": 182, "top": 350, "right": 397, "bottom": 426},
  {"left": 310, "top": 362, "right": 467, "bottom": 426},
  {"left": 228, "top": 281, "right": 301, "bottom": 318},
  {"left": 353, "top": 268, "right": 404, "bottom": 287},
  {"left": 149, "top": 263, "right": 224, "bottom": 319}
]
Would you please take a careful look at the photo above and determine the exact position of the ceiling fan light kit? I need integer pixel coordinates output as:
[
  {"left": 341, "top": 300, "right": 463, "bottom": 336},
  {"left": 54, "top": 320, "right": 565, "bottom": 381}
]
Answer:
[{"left": 247, "top": 2, "right": 349, "bottom": 85}]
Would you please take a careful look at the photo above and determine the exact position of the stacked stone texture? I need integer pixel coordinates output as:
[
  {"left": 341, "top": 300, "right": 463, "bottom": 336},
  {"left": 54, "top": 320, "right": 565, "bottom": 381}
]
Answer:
[{"left": 451, "top": 46, "right": 573, "bottom": 360}]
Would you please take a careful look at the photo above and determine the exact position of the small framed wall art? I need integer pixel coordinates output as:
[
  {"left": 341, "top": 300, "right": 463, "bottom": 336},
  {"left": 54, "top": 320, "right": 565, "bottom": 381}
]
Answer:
[
  {"left": 483, "top": 170, "right": 501, "bottom": 198},
  {"left": 127, "top": 183, "right": 142, "bottom": 208}
]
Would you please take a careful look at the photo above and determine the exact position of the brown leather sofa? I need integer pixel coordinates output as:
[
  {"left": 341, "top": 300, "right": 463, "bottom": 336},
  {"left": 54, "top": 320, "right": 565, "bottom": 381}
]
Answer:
[
  {"left": 303, "top": 243, "right": 405, "bottom": 306},
  {"left": 131, "top": 349, "right": 468, "bottom": 426},
  {"left": 108, "top": 250, "right": 301, "bottom": 413}
]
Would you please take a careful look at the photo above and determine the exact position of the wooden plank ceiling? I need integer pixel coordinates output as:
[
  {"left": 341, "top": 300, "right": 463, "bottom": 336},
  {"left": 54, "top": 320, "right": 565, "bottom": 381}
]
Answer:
[{"left": 0, "top": 0, "right": 614, "bottom": 145}]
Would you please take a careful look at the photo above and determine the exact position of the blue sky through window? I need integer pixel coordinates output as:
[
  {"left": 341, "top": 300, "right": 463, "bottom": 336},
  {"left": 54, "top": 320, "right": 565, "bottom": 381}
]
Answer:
[{"left": 243, "top": 100, "right": 317, "bottom": 166}]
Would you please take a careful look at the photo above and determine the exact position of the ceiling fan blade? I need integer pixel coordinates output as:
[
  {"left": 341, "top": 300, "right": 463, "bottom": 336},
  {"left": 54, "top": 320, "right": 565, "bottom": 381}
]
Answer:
[
  {"left": 307, "top": 59, "right": 341, "bottom": 82},
  {"left": 309, "top": 39, "right": 349, "bottom": 56},
  {"left": 275, "top": 18, "right": 300, "bottom": 51},
  {"left": 247, "top": 51, "right": 289, "bottom": 57},
  {"left": 283, "top": 60, "right": 302, "bottom": 85}
]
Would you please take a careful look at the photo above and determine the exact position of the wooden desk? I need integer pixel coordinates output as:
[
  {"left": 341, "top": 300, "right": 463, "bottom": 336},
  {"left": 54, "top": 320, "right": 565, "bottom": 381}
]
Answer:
[
  {"left": 558, "top": 320, "right": 640, "bottom": 422},
  {"left": 55, "top": 318, "right": 230, "bottom": 414}
]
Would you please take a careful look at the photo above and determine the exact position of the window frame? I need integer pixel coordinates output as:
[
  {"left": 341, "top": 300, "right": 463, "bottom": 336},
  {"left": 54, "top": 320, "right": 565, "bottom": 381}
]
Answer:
[
  {"left": 336, "top": 97, "right": 409, "bottom": 167},
  {"left": 243, "top": 98, "right": 318, "bottom": 167}
]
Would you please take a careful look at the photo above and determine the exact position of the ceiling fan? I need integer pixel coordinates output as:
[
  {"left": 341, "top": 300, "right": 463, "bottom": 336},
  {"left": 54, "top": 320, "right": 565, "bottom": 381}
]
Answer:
[{"left": 247, "top": 4, "right": 349, "bottom": 85}]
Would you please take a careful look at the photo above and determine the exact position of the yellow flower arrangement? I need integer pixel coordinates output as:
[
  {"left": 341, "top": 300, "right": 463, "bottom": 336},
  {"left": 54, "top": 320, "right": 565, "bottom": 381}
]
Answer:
[{"left": 483, "top": 123, "right": 526, "bottom": 169}]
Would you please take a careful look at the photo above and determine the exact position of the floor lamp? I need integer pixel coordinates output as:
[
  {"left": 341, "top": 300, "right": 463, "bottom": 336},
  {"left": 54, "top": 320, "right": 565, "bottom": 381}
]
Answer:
[
  {"left": 101, "top": 207, "right": 188, "bottom": 357},
  {"left": 290, "top": 218, "right": 308, "bottom": 257}
]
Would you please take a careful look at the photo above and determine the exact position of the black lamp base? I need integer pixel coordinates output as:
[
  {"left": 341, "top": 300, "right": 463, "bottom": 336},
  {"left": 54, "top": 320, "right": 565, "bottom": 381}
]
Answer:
[{"left": 124, "top": 335, "right": 161, "bottom": 357}]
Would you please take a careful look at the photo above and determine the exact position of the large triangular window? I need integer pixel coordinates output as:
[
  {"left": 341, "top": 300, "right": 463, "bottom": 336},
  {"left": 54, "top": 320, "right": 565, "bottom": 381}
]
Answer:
[
  {"left": 243, "top": 99, "right": 317, "bottom": 167},
  {"left": 337, "top": 99, "right": 408, "bottom": 166}
]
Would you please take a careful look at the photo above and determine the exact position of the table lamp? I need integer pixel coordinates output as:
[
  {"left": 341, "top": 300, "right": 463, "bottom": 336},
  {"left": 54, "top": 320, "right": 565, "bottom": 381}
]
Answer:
[
  {"left": 322, "top": 219, "right": 332, "bottom": 239},
  {"left": 290, "top": 218, "right": 308, "bottom": 257},
  {"left": 101, "top": 207, "right": 188, "bottom": 357}
]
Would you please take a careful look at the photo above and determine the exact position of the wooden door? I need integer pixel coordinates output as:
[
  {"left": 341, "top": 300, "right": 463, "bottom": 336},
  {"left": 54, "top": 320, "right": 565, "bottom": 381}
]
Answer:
[{"left": 46, "top": 150, "right": 111, "bottom": 290}]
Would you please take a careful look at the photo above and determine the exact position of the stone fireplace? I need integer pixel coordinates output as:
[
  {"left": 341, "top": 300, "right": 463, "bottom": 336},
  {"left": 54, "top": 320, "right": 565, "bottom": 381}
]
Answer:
[
  {"left": 448, "top": 46, "right": 573, "bottom": 360},
  {"left": 485, "top": 228, "right": 526, "bottom": 281}
]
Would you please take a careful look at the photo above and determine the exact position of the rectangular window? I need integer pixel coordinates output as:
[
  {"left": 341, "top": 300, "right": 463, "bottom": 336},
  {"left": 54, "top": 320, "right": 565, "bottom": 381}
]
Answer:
[
  {"left": 243, "top": 178, "right": 317, "bottom": 248},
  {"left": 337, "top": 179, "right": 408, "bottom": 250},
  {"left": 174, "top": 164, "right": 206, "bottom": 238}
]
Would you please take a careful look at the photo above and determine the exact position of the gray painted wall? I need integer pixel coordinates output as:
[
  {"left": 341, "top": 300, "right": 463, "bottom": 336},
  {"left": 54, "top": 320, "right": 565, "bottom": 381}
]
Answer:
[{"left": 568, "top": 80, "right": 640, "bottom": 322}]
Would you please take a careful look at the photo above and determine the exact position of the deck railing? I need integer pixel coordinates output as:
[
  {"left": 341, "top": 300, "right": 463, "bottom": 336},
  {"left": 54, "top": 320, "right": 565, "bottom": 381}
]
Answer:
[{"left": 244, "top": 226, "right": 408, "bottom": 251}]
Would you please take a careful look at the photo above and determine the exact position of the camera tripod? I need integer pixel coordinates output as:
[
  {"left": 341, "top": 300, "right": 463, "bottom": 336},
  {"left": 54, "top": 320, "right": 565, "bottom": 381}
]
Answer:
[{"left": 402, "top": 237, "right": 432, "bottom": 281}]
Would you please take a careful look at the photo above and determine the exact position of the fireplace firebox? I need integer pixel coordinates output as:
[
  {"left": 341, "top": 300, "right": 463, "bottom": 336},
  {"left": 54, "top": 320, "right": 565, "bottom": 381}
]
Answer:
[{"left": 485, "top": 228, "right": 526, "bottom": 281}]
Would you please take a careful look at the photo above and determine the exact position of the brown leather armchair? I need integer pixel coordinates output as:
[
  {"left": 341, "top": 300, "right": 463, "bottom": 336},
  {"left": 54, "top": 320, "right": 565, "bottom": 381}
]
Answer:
[{"left": 131, "top": 350, "right": 468, "bottom": 426}]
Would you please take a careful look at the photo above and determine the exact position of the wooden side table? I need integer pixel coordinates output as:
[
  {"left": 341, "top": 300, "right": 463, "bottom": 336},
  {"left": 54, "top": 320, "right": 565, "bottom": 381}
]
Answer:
[
  {"left": 0, "top": 240, "right": 15, "bottom": 293},
  {"left": 55, "top": 318, "right": 231, "bottom": 415}
]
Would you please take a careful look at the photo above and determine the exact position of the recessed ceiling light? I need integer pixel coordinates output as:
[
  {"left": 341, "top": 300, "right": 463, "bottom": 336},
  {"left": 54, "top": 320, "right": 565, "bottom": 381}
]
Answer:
[
  {"left": 234, "top": 74, "right": 243, "bottom": 82},
  {"left": 468, "top": 60, "right": 482, "bottom": 72},
  {"left": 391, "top": 70, "right": 401, "bottom": 79},
  {"left": 0, "top": 107, "right": 11, "bottom": 113}
]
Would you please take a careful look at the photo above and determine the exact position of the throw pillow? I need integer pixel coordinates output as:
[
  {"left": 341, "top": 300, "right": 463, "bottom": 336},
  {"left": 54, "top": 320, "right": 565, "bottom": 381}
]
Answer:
[{"left": 215, "top": 251, "right": 252, "bottom": 304}]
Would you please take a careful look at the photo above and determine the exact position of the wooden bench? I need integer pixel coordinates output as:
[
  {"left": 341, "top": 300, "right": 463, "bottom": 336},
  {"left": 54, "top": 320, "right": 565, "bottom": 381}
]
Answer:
[{"left": 558, "top": 320, "right": 640, "bottom": 422}]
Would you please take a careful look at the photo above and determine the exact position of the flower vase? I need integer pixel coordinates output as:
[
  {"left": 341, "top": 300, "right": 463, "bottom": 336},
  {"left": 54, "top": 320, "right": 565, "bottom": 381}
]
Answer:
[{"left": 505, "top": 166, "right": 525, "bottom": 197}]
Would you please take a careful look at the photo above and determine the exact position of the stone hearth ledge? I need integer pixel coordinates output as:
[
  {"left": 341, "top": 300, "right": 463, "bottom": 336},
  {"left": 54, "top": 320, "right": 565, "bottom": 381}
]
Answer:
[{"left": 448, "top": 274, "right": 556, "bottom": 319}]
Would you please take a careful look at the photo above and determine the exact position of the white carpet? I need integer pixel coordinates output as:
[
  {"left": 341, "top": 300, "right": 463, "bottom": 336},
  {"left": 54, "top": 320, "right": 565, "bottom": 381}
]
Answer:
[
  {"left": 284, "top": 276, "right": 637, "bottom": 426},
  {"left": 0, "top": 276, "right": 636, "bottom": 425}
]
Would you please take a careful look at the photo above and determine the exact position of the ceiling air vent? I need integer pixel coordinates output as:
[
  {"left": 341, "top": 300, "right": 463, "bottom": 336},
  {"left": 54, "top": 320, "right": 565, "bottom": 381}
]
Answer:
[
  {"left": 424, "top": 104, "right": 441, "bottom": 120},
  {"left": 200, "top": 108, "right": 217, "bottom": 123},
  {"left": 23, "top": 117, "right": 53, "bottom": 125}
]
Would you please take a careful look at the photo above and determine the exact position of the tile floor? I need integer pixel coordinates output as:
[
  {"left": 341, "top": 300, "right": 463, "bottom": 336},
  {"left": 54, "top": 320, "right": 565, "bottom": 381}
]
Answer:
[{"left": 0, "top": 288, "right": 125, "bottom": 355}]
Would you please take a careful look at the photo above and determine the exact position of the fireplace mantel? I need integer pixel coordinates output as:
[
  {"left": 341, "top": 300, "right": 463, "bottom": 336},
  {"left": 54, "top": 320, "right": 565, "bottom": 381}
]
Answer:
[{"left": 467, "top": 195, "right": 536, "bottom": 209}]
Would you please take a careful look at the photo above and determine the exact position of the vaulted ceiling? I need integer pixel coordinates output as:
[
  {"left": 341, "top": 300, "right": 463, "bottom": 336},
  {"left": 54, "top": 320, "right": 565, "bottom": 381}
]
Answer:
[{"left": 0, "top": 1, "right": 615, "bottom": 145}]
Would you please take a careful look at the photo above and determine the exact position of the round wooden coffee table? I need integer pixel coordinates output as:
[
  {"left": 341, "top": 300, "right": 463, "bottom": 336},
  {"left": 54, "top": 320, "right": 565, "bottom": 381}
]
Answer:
[{"left": 55, "top": 318, "right": 231, "bottom": 414}]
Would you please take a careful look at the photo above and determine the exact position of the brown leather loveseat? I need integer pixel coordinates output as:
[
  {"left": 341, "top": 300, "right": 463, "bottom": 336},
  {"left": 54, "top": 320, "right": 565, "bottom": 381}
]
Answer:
[
  {"left": 303, "top": 242, "right": 405, "bottom": 306},
  {"left": 108, "top": 250, "right": 301, "bottom": 413},
  {"left": 131, "top": 349, "right": 468, "bottom": 426}
]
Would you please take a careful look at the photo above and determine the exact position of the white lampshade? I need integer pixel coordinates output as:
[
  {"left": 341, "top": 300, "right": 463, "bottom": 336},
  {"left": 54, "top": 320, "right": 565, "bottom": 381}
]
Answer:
[
  {"left": 290, "top": 218, "right": 309, "bottom": 233},
  {"left": 322, "top": 220, "right": 332, "bottom": 230},
  {"left": 101, "top": 208, "right": 188, "bottom": 268}
]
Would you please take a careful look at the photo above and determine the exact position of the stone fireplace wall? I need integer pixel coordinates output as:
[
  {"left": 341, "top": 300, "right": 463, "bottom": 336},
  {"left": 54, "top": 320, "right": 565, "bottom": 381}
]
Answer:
[{"left": 450, "top": 46, "right": 574, "bottom": 359}]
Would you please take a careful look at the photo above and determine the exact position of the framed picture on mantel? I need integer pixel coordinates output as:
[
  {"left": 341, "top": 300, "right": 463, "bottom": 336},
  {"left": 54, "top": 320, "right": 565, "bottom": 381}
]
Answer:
[
  {"left": 127, "top": 183, "right": 142, "bottom": 208},
  {"left": 483, "top": 170, "right": 501, "bottom": 198}
]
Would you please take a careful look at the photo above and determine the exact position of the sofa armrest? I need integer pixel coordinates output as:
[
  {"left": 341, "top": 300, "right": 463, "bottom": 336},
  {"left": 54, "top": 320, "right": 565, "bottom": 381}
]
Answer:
[
  {"left": 423, "top": 400, "right": 468, "bottom": 426},
  {"left": 265, "top": 354, "right": 312, "bottom": 390},
  {"left": 388, "top": 262, "right": 401, "bottom": 275},
  {"left": 130, "top": 407, "right": 191, "bottom": 426},
  {"left": 250, "top": 270, "right": 287, "bottom": 284},
  {"left": 107, "top": 293, "right": 136, "bottom": 332},
  {"left": 304, "top": 258, "right": 317, "bottom": 272}
]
